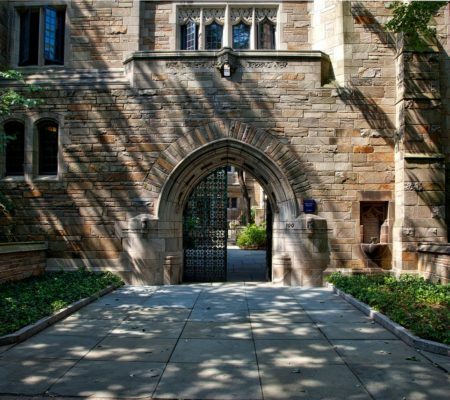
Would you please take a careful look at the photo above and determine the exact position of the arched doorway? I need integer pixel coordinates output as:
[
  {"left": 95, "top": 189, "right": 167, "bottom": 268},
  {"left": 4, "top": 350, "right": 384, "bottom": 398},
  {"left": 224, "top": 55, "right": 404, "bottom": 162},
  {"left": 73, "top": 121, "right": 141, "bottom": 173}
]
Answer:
[{"left": 123, "top": 122, "right": 329, "bottom": 287}]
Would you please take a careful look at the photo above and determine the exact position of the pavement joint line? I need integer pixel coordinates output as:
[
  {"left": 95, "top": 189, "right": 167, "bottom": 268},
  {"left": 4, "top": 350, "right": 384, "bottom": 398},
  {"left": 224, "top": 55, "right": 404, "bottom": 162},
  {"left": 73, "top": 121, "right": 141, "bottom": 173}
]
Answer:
[
  {"left": 246, "top": 285, "right": 266, "bottom": 400},
  {"left": 328, "top": 283, "right": 450, "bottom": 357},
  {"left": 300, "top": 295, "right": 377, "bottom": 400},
  {"left": 46, "top": 286, "right": 167, "bottom": 398},
  {"left": 151, "top": 285, "right": 203, "bottom": 398}
]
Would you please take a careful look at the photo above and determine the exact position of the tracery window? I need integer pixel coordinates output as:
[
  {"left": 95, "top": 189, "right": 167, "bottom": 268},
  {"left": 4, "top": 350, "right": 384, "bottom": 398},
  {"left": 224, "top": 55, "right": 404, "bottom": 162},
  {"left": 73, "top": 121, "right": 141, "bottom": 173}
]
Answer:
[
  {"left": 181, "top": 20, "right": 199, "bottom": 50},
  {"left": 258, "top": 18, "right": 276, "bottom": 49},
  {"left": 206, "top": 21, "right": 223, "bottom": 50},
  {"left": 178, "top": 6, "right": 277, "bottom": 51},
  {"left": 233, "top": 22, "right": 251, "bottom": 49}
]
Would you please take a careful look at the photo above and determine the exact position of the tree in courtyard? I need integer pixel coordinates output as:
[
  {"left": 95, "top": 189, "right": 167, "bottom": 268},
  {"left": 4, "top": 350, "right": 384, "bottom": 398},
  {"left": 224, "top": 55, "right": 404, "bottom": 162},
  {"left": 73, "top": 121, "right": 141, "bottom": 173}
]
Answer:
[
  {"left": 385, "top": 1, "right": 448, "bottom": 50},
  {"left": 236, "top": 168, "right": 253, "bottom": 225}
]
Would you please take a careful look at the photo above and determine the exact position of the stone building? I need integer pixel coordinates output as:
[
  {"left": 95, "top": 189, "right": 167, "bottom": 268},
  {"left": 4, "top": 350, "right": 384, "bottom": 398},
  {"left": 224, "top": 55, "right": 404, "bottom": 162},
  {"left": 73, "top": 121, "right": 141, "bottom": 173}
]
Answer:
[{"left": 0, "top": 0, "right": 449, "bottom": 285}]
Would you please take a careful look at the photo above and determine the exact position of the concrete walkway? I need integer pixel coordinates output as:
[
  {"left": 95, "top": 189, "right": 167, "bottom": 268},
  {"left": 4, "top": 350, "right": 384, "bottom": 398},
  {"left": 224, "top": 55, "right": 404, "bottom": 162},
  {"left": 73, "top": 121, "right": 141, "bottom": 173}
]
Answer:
[
  {"left": 0, "top": 284, "right": 448, "bottom": 399},
  {"left": 227, "top": 247, "right": 266, "bottom": 282}
]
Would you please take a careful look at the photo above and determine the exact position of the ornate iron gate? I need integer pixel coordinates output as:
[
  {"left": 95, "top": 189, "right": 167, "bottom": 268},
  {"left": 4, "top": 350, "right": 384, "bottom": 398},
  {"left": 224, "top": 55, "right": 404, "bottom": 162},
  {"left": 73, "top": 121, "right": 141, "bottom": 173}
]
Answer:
[{"left": 183, "top": 167, "right": 228, "bottom": 282}]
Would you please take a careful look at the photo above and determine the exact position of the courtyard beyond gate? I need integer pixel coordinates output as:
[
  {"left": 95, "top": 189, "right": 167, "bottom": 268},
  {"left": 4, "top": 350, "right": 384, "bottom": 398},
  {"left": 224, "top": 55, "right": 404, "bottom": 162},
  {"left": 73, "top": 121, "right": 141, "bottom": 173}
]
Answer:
[{"left": 0, "top": 284, "right": 448, "bottom": 399}]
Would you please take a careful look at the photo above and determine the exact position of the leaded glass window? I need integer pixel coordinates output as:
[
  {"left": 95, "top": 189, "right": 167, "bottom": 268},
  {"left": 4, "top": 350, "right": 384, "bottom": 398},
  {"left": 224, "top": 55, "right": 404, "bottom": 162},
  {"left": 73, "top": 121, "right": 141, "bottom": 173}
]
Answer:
[
  {"left": 38, "top": 121, "right": 58, "bottom": 175},
  {"left": 4, "top": 121, "right": 25, "bottom": 176},
  {"left": 233, "top": 22, "right": 251, "bottom": 50},
  {"left": 181, "top": 20, "right": 198, "bottom": 50},
  {"left": 258, "top": 19, "right": 276, "bottom": 50},
  {"left": 205, "top": 22, "right": 223, "bottom": 50},
  {"left": 19, "top": 9, "right": 40, "bottom": 66},
  {"left": 18, "top": 6, "right": 65, "bottom": 66},
  {"left": 44, "top": 7, "right": 65, "bottom": 65}
]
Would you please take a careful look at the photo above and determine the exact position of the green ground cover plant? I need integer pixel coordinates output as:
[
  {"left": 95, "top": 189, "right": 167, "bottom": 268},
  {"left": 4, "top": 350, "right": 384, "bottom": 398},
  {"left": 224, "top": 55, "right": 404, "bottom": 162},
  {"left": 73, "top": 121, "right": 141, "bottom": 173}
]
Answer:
[
  {"left": 237, "top": 224, "right": 266, "bottom": 249},
  {"left": 0, "top": 270, "right": 122, "bottom": 336},
  {"left": 326, "top": 273, "right": 450, "bottom": 345}
]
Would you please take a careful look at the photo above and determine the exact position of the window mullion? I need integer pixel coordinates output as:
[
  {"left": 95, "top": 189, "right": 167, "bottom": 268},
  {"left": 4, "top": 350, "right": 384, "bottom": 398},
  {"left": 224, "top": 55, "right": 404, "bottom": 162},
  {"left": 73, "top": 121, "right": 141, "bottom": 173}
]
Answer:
[
  {"left": 250, "top": 8, "right": 256, "bottom": 50},
  {"left": 199, "top": 8, "right": 204, "bottom": 50},
  {"left": 223, "top": 4, "right": 230, "bottom": 48},
  {"left": 38, "top": 7, "right": 45, "bottom": 66}
]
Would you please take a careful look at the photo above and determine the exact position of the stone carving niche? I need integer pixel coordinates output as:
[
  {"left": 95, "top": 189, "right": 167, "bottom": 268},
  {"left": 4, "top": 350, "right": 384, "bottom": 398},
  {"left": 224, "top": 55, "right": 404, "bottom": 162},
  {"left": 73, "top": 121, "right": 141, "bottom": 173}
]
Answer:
[{"left": 359, "top": 201, "right": 392, "bottom": 270}]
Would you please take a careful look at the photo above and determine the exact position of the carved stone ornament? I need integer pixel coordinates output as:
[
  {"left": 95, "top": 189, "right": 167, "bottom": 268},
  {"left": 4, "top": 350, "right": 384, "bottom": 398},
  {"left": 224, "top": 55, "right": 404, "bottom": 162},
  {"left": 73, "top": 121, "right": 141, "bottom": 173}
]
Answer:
[
  {"left": 247, "top": 61, "right": 288, "bottom": 69},
  {"left": 166, "top": 61, "right": 216, "bottom": 70},
  {"left": 431, "top": 206, "right": 444, "bottom": 219},
  {"left": 255, "top": 8, "right": 277, "bottom": 23},
  {"left": 230, "top": 8, "right": 253, "bottom": 24},
  {"left": 178, "top": 8, "right": 201, "bottom": 24},
  {"left": 404, "top": 182, "right": 423, "bottom": 192},
  {"left": 203, "top": 8, "right": 225, "bottom": 25}
]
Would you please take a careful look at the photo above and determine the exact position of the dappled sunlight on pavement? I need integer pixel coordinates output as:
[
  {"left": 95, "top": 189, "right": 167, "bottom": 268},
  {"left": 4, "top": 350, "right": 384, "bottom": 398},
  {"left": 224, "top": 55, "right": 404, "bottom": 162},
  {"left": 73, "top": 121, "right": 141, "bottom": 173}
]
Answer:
[{"left": 0, "top": 284, "right": 448, "bottom": 399}]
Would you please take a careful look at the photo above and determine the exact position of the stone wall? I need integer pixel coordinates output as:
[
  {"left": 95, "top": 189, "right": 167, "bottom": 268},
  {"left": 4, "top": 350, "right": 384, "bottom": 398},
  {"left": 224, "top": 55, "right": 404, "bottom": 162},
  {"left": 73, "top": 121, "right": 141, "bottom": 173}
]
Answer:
[
  {"left": 0, "top": 1, "right": 449, "bottom": 284},
  {"left": 0, "top": 242, "right": 47, "bottom": 283},
  {"left": 70, "top": 0, "right": 139, "bottom": 68},
  {"left": 418, "top": 243, "right": 450, "bottom": 284},
  {"left": 437, "top": 4, "right": 450, "bottom": 240},
  {"left": 0, "top": 1, "right": 8, "bottom": 67}
]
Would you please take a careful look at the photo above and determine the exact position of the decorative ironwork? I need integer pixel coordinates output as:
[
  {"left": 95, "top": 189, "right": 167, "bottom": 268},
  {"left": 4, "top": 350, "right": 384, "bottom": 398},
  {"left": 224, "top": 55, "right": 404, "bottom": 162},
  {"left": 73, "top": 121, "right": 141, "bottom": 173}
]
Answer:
[{"left": 183, "top": 167, "right": 228, "bottom": 282}]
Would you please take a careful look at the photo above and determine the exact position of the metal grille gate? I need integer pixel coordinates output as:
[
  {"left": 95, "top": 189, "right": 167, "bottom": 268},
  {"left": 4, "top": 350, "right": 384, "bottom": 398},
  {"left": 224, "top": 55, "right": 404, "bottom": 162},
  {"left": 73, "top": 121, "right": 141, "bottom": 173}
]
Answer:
[{"left": 183, "top": 167, "right": 228, "bottom": 282}]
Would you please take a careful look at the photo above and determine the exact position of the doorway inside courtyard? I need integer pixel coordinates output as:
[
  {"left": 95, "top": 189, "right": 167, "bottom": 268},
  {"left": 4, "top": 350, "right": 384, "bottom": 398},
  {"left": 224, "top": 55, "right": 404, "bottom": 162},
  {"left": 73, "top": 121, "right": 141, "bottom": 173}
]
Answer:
[{"left": 182, "top": 165, "right": 271, "bottom": 283}]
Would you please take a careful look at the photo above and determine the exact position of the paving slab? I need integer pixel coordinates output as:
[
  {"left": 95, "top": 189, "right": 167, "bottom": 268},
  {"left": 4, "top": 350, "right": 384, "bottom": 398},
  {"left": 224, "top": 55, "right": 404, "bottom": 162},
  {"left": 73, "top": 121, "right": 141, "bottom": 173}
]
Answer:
[
  {"left": 154, "top": 362, "right": 262, "bottom": 399},
  {"left": 420, "top": 350, "right": 450, "bottom": 371},
  {"left": 306, "top": 309, "right": 372, "bottom": 324},
  {"left": 0, "top": 334, "right": 99, "bottom": 361},
  {"left": 182, "top": 321, "right": 253, "bottom": 339},
  {"left": 85, "top": 335, "right": 176, "bottom": 362},
  {"left": 251, "top": 321, "right": 325, "bottom": 340},
  {"left": 49, "top": 360, "right": 165, "bottom": 398},
  {"left": 318, "top": 322, "right": 397, "bottom": 340},
  {"left": 259, "top": 363, "right": 371, "bottom": 400},
  {"left": 93, "top": 295, "right": 150, "bottom": 307},
  {"left": 331, "top": 339, "right": 431, "bottom": 364},
  {"left": 170, "top": 338, "right": 256, "bottom": 365},
  {"left": 110, "top": 320, "right": 185, "bottom": 338},
  {"left": 126, "top": 308, "right": 191, "bottom": 321},
  {"left": 189, "top": 307, "right": 249, "bottom": 322},
  {"left": 0, "top": 360, "right": 74, "bottom": 395},
  {"left": 254, "top": 339, "right": 344, "bottom": 366},
  {"left": 42, "top": 319, "right": 120, "bottom": 337},
  {"left": 298, "top": 299, "right": 356, "bottom": 310},
  {"left": 141, "top": 294, "right": 199, "bottom": 309},
  {"left": 249, "top": 309, "right": 313, "bottom": 323},
  {"left": 350, "top": 363, "right": 450, "bottom": 400},
  {"left": 68, "top": 305, "right": 131, "bottom": 321}
]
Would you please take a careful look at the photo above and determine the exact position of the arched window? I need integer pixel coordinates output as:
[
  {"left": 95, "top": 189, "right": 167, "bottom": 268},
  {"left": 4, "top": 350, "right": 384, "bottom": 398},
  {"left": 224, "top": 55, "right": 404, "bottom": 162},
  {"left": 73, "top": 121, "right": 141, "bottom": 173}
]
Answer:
[
  {"left": 233, "top": 21, "right": 251, "bottom": 50},
  {"left": 181, "top": 19, "right": 198, "bottom": 50},
  {"left": 38, "top": 120, "right": 58, "bottom": 175},
  {"left": 4, "top": 121, "right": 25, "bottom": 176},
  {"left": 258, "top": 18, "right": 276, "bottom": 49},
  {"left": 205, "top": 21, "right": 223, "bottom": 50}
]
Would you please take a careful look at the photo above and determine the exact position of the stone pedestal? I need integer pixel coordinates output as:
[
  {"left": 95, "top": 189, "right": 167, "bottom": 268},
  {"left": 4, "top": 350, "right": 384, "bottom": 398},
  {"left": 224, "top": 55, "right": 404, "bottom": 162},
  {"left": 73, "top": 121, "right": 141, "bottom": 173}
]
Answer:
[{"left": 273, "top": 214, "right": 329, "bottom": 287}]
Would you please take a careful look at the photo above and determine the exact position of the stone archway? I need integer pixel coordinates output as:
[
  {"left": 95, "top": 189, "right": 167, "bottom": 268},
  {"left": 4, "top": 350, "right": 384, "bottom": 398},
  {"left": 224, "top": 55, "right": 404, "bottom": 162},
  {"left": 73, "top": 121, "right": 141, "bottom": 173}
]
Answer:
[{"left": 122, "top": 121, "right": 330, "bottom": 287}]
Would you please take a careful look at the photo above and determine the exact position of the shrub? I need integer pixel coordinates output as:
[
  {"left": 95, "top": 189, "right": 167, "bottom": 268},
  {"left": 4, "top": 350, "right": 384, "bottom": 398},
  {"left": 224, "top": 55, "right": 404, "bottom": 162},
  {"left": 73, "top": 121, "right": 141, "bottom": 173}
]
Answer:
[
  {"left": 0, "top": 270, "right": 123, "bottom": 336},
  {"left": 326, "top": 273, "right": 450, "bottom": 345},
  {"left": 237, "top": 224, "right": 266, "bottom": 249}
]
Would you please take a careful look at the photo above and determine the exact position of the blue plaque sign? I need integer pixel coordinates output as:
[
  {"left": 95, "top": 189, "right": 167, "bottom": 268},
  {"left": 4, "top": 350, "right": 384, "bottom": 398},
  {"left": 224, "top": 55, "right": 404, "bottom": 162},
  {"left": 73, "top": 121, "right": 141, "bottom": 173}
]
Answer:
[{"left": 303, "top": 199, "right": 316, "bottom": 214}]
